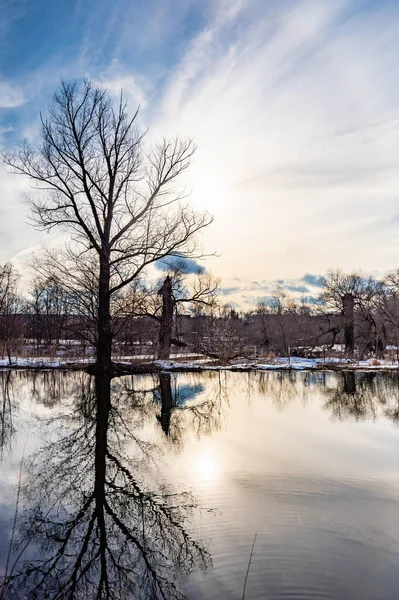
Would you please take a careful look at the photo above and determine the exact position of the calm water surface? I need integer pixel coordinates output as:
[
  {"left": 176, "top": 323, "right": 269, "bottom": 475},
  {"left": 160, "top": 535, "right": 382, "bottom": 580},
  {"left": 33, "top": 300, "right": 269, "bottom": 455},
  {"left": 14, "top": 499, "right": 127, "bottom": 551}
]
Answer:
[{"left": 0, "top": 370, "right": 399, "bottom": 599}]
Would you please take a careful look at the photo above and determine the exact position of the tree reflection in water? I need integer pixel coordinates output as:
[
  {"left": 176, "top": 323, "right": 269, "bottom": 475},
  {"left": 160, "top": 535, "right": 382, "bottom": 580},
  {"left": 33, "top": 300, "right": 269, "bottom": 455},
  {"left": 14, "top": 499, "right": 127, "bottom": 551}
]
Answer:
[
  {"left": 154, "top": 372, "right": 228, "bottom": 446},
  {"left": 3, "top": 369, "right": 399, "bottom": 598},
  {"left": 0, "top": 373, "right": 15, "bottom": 459},
  {"left": 251, "top": 369, "right": 399, "bottom": 424},
  {"left": 323, "top": 371, "right": 379, "bottom": 421},
  {"left": 0, "top": 374, "right": 210, "bottom": 600}
]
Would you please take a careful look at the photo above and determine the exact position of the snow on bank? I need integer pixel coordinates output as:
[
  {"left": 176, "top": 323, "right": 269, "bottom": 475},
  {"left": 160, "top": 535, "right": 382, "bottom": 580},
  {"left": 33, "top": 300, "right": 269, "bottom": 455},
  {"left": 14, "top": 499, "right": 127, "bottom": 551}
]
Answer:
[
  {"left": 0, "top": 355, "right": 398, "bottom": 372},
  {"left": 153, "top": 356, "right": 399, "bottom": 372},
  {"left": 0, "top": 352, "right": 202, "bottom": 369},
  {"left": 0, "top": 357, "right": 93, "bottom": 368}
]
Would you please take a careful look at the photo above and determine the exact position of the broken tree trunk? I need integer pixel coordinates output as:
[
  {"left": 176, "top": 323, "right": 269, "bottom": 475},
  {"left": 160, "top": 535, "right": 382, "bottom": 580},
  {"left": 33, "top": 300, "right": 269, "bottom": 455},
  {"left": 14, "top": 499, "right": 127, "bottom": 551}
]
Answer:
[
  {"left": 157, "top": 276, "right": 174, "bottom": 360},
  {"left": 342, "top": 293, "right": 355, "bottom": 358}
]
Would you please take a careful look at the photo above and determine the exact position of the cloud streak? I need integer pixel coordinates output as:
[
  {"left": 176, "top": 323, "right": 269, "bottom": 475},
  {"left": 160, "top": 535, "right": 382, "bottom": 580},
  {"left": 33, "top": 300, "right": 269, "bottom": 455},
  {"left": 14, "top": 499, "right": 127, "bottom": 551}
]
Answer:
[{"left": 151, "top": 0, "right": 399, "bottom": 283}]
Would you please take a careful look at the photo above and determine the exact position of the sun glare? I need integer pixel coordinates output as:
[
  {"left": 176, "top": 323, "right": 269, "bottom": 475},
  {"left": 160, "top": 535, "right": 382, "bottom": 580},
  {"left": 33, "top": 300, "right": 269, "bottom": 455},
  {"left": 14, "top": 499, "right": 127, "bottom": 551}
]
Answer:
[
  {"left": 192, "top": 173, "right": 228, "bottom": 214},
  {"left": 193, "top": 451, "right": 220, "bottom": 481}
]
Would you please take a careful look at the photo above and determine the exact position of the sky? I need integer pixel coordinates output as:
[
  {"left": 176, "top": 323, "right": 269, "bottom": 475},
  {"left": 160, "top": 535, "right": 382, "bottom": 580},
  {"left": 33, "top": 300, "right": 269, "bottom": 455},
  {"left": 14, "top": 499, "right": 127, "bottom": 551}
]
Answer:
[{"left": 0, "top": 0, "right": 399, "bottom": 308}]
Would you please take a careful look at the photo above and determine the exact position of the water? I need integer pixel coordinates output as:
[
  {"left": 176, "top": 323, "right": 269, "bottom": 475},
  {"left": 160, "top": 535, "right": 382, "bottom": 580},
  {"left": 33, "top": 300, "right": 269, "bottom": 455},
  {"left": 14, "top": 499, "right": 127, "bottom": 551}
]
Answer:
[{"left": 1, "top": 369, "right": 399, "bottom": 599}]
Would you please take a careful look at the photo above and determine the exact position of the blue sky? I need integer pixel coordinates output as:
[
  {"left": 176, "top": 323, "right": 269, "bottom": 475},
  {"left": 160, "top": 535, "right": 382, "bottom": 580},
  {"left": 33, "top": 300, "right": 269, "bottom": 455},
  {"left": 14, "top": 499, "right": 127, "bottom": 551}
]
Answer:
[
  {"left": 0, "top": 0, "right": 207, "bottom": 137},
  {"left": 1, "top": 0, "right": 399, "bottom": 307}
]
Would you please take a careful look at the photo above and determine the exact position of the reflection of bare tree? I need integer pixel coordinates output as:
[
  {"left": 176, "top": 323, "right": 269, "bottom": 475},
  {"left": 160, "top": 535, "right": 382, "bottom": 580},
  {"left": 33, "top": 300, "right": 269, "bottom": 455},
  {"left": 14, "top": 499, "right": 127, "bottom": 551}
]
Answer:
[
  {"left": 0, "top": 370, "right": 84, "bottom": 460},
  {"left": 29, "top": 370, "right": 90, "bottom": 408},
  {"left": 380, "top": 374, "right": 399, "bottom": 424},
  {"left": 242, "top": 370, "right": 399, "bottom": 426},
  {"left": 151, "top": 369, "right": 399, "bottom": 433},
  {"left": 1, "top": 375, "right": 210, "bottom": 600},
  {"left": 154, "top": 372, "right": 228, "bottom": 446},
  {"left": 323, "top": 372, "right": 380, "bottom": 421},
  {"left": 254, "top": 371, "right": 305, "bottom": 410},
  {"left": 0, "top": 372, "right": 15, "bottom": 458}
]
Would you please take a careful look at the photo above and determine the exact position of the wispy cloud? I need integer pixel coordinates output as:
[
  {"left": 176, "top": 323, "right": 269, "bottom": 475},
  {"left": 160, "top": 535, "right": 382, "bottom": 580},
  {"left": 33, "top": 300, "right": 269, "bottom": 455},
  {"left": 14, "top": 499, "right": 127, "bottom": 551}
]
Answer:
[
  {"left": 96, "top": 60, "right": 148, "bottom": 108},
  {"left": 0, "top": 81, "right": 24, "bottom": 108},
  {"left": 151, "top": 0, "right": 399, "bottom": 282}
]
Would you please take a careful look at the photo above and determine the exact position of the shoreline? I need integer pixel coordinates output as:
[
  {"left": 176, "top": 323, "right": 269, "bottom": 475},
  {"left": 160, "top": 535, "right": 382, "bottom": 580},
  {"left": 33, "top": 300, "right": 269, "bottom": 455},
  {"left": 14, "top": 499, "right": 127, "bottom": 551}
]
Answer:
[{"left": 0, "top": 357, "right": 398, "bottom": 375}]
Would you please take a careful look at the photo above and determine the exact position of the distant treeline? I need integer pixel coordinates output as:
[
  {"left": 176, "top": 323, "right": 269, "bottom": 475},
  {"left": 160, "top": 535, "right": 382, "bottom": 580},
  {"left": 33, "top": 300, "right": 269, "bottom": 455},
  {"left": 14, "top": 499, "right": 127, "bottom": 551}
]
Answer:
[{"left": 1, "top": 262, "right": 399, "bottom": 361}]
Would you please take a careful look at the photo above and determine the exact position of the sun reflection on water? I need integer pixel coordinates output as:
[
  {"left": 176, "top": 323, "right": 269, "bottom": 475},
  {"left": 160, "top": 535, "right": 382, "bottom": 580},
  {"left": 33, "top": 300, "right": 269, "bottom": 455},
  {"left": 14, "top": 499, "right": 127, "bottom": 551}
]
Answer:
[{"left": 193, "top": 451, "right": 220, "bottom": 481}]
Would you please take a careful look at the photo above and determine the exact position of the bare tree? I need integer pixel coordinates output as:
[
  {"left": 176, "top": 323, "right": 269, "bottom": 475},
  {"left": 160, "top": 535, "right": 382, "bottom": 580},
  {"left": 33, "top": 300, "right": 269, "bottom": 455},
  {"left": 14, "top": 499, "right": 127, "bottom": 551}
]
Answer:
[
  {"left": 154, "top": 268, "right": 219, "bottom": 360},
  {"left": 30, "top": 247, "right": 106, "bottom": 352},
  {"left": 195, "top": 304, "right": 251, "bottom": 361},
  {"left": 320, "top": 269, "right": 383, "bottom": 358},
  {"left": 118, "top": 259, "right": 220, "bottom": 360},
  {"left": 26, "top": 276, "right": 69, "bottom": 349},
  {"left": 377, "top": 270, "right": 399, "bottom": 355},
  {"left": 0, "top": 263, "right": 21, "bottom": 364},
  {"left": 157, "top": 275, "right": 174, "bottom": 360},
  {"left": 268, "top": 285, "right": 297, "bottom": 355},
  {"left": 4, "top": 80, "right": 212, "bottom": 374}
]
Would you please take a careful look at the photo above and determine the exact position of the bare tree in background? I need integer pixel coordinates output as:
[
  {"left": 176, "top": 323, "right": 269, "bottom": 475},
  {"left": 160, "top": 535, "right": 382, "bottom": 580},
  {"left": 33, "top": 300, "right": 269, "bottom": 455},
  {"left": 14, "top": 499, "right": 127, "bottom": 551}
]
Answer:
[
  {"left": 377, "top": 270, "right": 399, "bottom": 356},
  {"left": 197, "top": 304, "right": 251, "bottom": 361},
  {"left": 156, "top": 269, "right": 219, "bottom": 360},
  {"left": 4, "top": 80, "right": 212, "bottom": 374},
  {"left": 342, "top": 293, "right": 355, "bottom": 357},
  {"left": 27, "top": 276, "right": 69, "bottom": 349},
  {"left": 268, "top": 285, "right": 297, "bottom": 355},
  {"left": 157, "top": 275, "right": 174, "bottom": 360},
  {"left": 320, "top": 269, "right": 383, "bottom": 358},
  {"left": 122, "top": 260, "right": 220, "bottom": 360},
  {"left": 0, "top": 263, "right": 21, "bottom": 364},
  {"left": 30, "top": 247, "right": 106, "bottom": 352}
]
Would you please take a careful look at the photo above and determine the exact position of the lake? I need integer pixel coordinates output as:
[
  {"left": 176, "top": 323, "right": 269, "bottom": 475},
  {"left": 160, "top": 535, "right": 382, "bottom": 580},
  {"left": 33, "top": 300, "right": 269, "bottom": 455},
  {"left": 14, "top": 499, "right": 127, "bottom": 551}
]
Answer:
[{"left": 0, "top": 369, "right": 399, "bottom": 599}]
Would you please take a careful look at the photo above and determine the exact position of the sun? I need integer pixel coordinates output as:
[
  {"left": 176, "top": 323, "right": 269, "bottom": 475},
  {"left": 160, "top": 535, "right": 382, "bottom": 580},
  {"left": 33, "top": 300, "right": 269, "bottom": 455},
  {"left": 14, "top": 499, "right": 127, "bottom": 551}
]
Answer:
[{"left": 191, "top": 173, "right": 228, "bottom": 215}]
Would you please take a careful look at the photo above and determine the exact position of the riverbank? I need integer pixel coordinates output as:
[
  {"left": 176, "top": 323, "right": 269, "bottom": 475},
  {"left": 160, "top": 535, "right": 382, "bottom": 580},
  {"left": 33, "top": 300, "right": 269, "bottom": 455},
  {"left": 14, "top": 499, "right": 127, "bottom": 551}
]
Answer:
[{"left": 0, "top": 355, "right": 398, "bottom": 373}]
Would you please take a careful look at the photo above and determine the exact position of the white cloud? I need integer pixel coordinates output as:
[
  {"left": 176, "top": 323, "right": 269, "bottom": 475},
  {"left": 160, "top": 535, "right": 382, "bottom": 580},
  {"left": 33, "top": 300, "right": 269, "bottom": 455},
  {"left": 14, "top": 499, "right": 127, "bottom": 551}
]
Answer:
[
  {"left": 0, "top": 80, "right": 24, "bottom": 108},
  {"left": 0, "top": 165, "right": 41, "bottom": 266},
  {"left": 97, "top": 60, "right": 147, "bottom": 108}
]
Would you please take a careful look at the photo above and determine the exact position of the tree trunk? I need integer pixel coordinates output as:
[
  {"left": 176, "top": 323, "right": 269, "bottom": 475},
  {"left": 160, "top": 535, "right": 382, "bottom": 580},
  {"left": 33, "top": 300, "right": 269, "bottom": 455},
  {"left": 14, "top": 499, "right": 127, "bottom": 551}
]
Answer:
[
  {"left": 157, "top": 276, "right": 174, "bottom": 360},
  {"left": 342, "top": 293, "right": 354, "bottom": 357},
  {"left": 366, "top": 312, "right": 384, "bottom": 358},
  {"left": 96, "top": 255, "right": 113, "bottom": 374}
]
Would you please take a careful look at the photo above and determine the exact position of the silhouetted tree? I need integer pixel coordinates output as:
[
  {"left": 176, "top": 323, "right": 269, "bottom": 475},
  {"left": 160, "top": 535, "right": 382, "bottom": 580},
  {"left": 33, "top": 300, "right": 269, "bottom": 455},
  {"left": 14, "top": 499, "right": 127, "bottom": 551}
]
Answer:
[
  {"left": 321, "top": 269, "right": 383, "bottom": 357},
  {"left": 4, "top": 80, "right": 212, "bottom": 374},
  {"left": 0, "top": 263, "right": 21, "bottom": 363}
]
